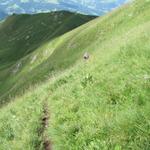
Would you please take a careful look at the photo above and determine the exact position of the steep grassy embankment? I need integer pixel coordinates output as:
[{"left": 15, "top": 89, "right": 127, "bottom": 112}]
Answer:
[
  {"left": 0, "top": 0, "right": 150, "bottom": 149},
  {"left": 0, "top": 11, "right": 95, "bottom": 104}
]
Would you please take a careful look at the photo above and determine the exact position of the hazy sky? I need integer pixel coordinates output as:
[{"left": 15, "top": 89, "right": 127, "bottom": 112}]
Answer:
[{"left": 0, "top": 0, "right": 130, "bottom": 16}]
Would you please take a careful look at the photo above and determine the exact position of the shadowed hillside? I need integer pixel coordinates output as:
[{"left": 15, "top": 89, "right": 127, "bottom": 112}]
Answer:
[
  {"left": 0, "top": 11, "right": 95, "bottom": 104},
  {"left": 0, "top": 11, "right": 95, "bottom": 64}
]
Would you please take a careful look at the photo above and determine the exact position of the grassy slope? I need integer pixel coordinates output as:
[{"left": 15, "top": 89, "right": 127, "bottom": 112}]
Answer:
[
  {"left": 0, "top": 11, "right": 95, "bottom": 104},
  {"left": 0, "top": 0, "right": 150, "bottom": 149}
]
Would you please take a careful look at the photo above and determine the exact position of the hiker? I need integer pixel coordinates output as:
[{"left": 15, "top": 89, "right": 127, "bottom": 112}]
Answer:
[{"left": 83, "top": 52, "right": 89, "bottom": 60}]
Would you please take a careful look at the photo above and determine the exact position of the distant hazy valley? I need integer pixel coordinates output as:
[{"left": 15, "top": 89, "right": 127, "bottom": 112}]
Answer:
[{"left": 0, "top": 0, "right": 129, "bottom": 19}]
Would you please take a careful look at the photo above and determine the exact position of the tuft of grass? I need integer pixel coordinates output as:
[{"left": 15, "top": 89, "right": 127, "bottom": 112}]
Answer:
[{"left": 0, "top": 87, "right": 45, "bottom": 149}]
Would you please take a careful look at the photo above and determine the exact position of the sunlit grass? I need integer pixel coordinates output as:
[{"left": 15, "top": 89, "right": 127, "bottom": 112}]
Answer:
[{"left": 0, "top": 0, "right": 150, "bottom": 149}]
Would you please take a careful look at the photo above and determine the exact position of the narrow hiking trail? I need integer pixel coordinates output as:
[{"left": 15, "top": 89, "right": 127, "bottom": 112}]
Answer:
[{"left": 39, "top": 101, "right": 52, "bottom": 150}]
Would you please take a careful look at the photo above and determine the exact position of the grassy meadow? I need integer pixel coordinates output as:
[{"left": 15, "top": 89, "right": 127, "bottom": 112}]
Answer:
[{"left": 0, "top": 0, "right": 150, "bottom": 149}]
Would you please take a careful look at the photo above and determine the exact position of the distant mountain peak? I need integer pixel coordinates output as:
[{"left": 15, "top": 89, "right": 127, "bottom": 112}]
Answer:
[{"left": 0, "top": 0, "right": 129, "bottom": 19}]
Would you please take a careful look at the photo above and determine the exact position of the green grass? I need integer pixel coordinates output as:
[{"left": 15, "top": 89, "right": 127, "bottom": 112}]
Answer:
[
  {"left": 0, "top": 0, "right": 150, "bottom": 149},
  {"left": 0, "top": 85, "right": 47, "bottom": 149},
  {"left": 0, "top": 11, "right": 95, "bottom": 103}
]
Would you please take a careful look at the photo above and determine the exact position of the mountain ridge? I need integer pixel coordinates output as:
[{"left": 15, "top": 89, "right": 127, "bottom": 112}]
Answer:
[
  {"left": 0, "top": 0, "right": 129, "bottom": 19},
  {"left": 0, "top": 0, "right": 150, "bottom": 149},
  {"left": 0, "top": 11, "right": 96, "bottom": 104}
]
